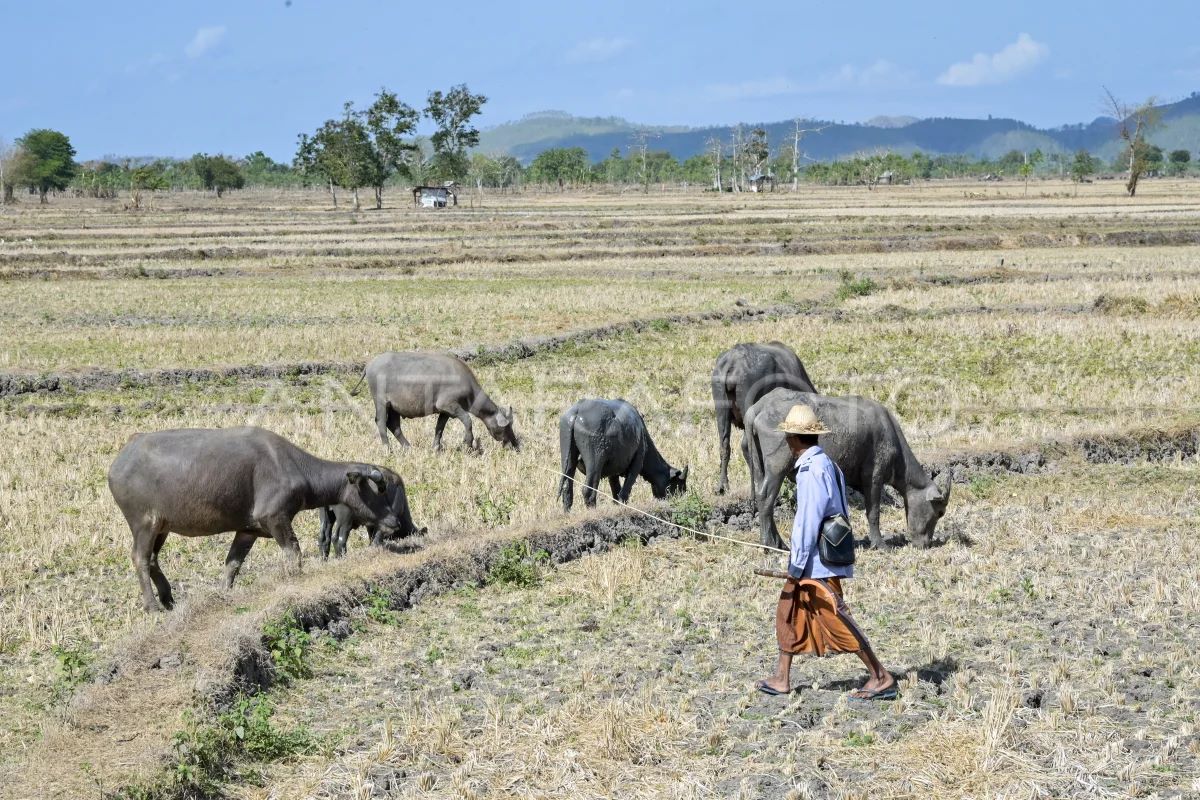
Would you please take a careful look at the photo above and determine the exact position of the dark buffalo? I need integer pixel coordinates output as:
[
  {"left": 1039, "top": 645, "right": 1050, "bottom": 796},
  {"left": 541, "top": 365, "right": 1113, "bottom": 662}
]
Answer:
[
  {"left": 712, "top": 342, "right": 817, "bottom": 496},
  {"left": 745, "top": 389, "right": 950, "bottom": 550},
  {"left": 357, "top": 351, "right": 518, "bottom": 452},
  {"left": 108, "top": 426, "right": 415, "bottom": 611},
  {"left": 557, "top": 398, "right": 688, "bottom": 511}
]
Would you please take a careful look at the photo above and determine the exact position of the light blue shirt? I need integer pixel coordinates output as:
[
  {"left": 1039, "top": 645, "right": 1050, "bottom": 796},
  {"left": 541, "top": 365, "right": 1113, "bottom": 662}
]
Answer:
[{"left": 789, "top": 446, "right": 854, "bottom": 580}]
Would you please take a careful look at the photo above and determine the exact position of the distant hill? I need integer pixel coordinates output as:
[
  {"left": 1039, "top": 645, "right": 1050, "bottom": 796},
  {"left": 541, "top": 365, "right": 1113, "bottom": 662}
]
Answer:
[{"left": 477, "top": 94, "right": 1200, "bottom": 164}]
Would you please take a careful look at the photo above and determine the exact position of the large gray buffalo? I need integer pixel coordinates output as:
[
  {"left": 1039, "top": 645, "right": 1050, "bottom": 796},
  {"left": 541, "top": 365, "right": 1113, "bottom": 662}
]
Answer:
[
  {"left": 557, "top": 399, "right": 688, "bottom": 511},
  {"left": 712, "top": 342, "right": 817, "bottom": 496},
  {"left": 745, "top": 389, "right": 950, "bottom": 550},
  {"left": 108, "top": 427, "right": 416, "bottom": 612},
  {"left": 357, "top": 351, "right": 519, "bottom": 452}
]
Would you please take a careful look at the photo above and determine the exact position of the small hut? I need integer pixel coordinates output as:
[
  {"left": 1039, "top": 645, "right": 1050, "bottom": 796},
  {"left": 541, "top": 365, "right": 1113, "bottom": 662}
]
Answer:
[
  {"left": 412, "top": 182, "right": 458, "bottom": 208},
  {"left": 747, "top": 173, "right": 776, "bottom": 192}
]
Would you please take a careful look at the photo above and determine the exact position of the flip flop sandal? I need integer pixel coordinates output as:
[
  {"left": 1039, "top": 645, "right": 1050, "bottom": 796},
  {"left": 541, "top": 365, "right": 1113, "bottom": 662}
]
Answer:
[
  {"left": 848, "top": 686, "right": 898, "bottom": 702},
  {"left": 755, "top": 680, "right": 794, "bottom": 696}
]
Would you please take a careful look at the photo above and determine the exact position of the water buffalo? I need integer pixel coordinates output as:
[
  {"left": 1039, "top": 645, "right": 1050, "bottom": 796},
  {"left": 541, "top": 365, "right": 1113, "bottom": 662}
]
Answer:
[
  {"left": 356, "top": 351, "right": 519, "bottom": 452},
  {"left": 317, "top": 494, "right": 427, "bottom": 559},
  {"left": 744, "top": 389, "right": 950, "bottom": 550},
  {"left": 712, "top": 342, "right": 817, "bottom": 496},
  {"left": 557, "top": 398, "right": 688, "bottom": 511},
  {"left": 108, "top": 426, "right": 414, "bottom": 612}
]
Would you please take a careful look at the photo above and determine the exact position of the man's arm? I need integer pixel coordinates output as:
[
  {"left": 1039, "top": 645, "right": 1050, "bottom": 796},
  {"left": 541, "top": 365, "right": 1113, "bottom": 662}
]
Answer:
[{"left": 788, "top": 468, "right": 829, "bottom": 578}]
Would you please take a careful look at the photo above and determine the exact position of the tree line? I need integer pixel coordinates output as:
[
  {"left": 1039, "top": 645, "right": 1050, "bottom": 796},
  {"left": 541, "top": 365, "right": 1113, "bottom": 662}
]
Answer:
[{"left": 0, "top": 90, "right": 1189, "bottom": 206}]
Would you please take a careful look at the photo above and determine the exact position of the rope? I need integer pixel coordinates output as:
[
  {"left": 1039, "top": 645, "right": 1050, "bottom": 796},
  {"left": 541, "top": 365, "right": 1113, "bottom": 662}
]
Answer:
[{"left": 540, "top": 465, "right": 789, "bottom": 555}]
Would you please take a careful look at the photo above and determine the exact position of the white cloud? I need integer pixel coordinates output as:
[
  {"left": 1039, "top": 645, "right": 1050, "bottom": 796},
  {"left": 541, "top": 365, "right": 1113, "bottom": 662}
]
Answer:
[
  {"left": 827, "top": 60, "right": 912, "bottom": 89},
  {"left": 185, "top": 26, "right": 226, "bottom": 59},
  {"left": 937, "top": 33, "right": 1048, "bottom": 87},
  {"left": 565, "top": 37, "right": 632, "bottom": 64},
  {"left": 706, "top": 61, "right": 911, "bottom": 100}
]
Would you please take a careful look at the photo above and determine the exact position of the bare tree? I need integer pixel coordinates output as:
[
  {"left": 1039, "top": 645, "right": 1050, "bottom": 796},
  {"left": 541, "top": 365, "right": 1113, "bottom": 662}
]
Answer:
[
  {"left": 1104, "top": 88, "right": 1161, "bottom": 197},
  {"left": 789, "top": 119, "right": 827, "bottom": 191},
  {"left": 729, "top": 125, "right": 743, "bottom": 192},
  {"left": 628, "top": 130, "right": 659, "bottom": 194},
  {"left": 706, "top": 136, "right": 723, "bottom": 191}
]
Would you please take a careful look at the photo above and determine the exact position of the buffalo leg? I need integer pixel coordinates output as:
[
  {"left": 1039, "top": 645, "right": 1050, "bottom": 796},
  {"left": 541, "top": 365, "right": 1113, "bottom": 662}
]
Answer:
[
  {"left": 866, "top": 483, "right": 887, "bottom": 550},
  {"left": 715, "top": 407, "right": 732, "bottom": 495},
  {"left": 223, "top": 530, "right": 258, "bottom": 588},
  {"left": 618, "top": 454, "right": 644, "bottom": 503},
  {"left": 740, "top": 433, "right": 756, "bottom": 498},
  {"left": 130, "top": 521, "right": 167, "bottom": 612},
  {"left": 559, "top": 459, "right": 577, "bottom": 512},
  {"left": 148, "top": 532, "right": 174, "bottom": 610},
  {"left": 385, "top": 407, "right": 411, "bottom": 448},
  {"left": 333, "top": 514, "right": 352, "bottom": 557},
  {"left": 374, "top": 399, "right": 391, "bottom": 448},
  {"left": 447, "top": 406, "right": 476, "bottom": 451},
  {"left": 581, "top": 462, "right": 602, "bottom": 508},
  {"left": 317, "top": 508, "right": 333, "bottom": 559},
  {"left": 756, "top": 469, "right": 787, "bottom": 551},
  {"left": 608, "top": 476, "right": 622, "bottom": 499},
  {"left": 262, "top": 517, "right": 302, "bottom": 575},
  {"left": 433, "top": 412, "right": 451, "bottom": 451}
]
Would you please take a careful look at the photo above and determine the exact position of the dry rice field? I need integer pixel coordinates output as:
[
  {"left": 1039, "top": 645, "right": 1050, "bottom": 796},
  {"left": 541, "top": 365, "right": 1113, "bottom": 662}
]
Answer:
[{"left": 1, "top": 180, "right": 1199, "bottom": 799}]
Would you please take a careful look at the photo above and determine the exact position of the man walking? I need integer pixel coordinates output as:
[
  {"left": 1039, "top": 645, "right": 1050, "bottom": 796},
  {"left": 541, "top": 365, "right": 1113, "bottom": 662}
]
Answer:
[{"left": 756, "top": 404, "right": 896, "bottom": 701}]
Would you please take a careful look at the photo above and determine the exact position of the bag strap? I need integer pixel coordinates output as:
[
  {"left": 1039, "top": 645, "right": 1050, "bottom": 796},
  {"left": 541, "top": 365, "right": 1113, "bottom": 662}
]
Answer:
[{"left": 832, "top": 463, "right": 849, "bottom": 518}]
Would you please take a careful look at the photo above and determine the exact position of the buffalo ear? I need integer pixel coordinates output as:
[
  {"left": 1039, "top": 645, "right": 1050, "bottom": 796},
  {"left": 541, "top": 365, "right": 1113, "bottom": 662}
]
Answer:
[
  {"left": 346, "top": 471, "right": 363, "bottom": 485},
  {"left": 935, "top": 471, "right": 952, "bottom": 501},
  {"left": 417, "top": 526, "right": 429, "bottom": 536}
]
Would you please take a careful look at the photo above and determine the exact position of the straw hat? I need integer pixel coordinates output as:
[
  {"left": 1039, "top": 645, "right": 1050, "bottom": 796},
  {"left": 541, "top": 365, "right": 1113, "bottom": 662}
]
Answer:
[{"left": 776, "top": 404, "right": 831, "bottom": 435}]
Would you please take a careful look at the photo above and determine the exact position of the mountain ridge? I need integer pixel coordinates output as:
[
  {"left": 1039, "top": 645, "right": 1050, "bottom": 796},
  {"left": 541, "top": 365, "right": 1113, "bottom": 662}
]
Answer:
[{"left": 477, "top": 93, "right": 1200, "bottom": 164}]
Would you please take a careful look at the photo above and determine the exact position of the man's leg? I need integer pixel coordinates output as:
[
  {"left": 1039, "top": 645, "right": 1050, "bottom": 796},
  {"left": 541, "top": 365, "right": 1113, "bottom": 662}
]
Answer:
[
  {"left": 758, "top": 579, "right": 801, "bottom": 693},
  {"left": 758, "top": 651, "right": 794, "bottom": 694},
  {"left": 851, "top": 639, "right": 895, "bottom": 696}
]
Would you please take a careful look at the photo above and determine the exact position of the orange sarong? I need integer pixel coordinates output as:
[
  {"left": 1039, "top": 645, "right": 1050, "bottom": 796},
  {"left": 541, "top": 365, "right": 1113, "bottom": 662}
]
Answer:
[{"left": 775, "top": 577, "right": 865, "bottom": 656}]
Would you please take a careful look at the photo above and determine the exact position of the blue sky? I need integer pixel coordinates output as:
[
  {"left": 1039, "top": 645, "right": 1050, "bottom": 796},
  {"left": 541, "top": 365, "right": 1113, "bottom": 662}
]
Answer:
[{"left": 3, "top": 0, "right": 1198, "bottom": 160}]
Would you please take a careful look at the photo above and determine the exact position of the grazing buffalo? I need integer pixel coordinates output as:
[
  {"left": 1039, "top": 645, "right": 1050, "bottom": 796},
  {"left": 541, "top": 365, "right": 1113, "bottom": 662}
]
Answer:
[
  {"left": 108, "top": 427, "right": 413, "bottom": 612},
  {"left": 557, "top": 398, "right": 688, "bottom": 511},
  {"left": 745, "top": 389, "right": 950, "bottom": 550},
  {"left": 317, "top": 494, "right": 426, "bottom": 559},
  {"left": 712, "top": 342, "right": 817, "bottom": 496},
  {"left": 357, "top": 351, "right": 519, "bottom": 452}
]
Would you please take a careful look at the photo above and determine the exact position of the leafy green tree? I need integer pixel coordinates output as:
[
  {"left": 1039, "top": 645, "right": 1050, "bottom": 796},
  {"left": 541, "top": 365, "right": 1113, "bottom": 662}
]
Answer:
[
  {"left": 12, "top": 129, "right": 77, "bottom": 203},
  {"left": 1018, "top": 149, "right": 1044, "bottom": 195},
  {"left": 295, "top": 113, "right": 376, "bottom": 209},
  {"left": 1069, "top": 150, "right": 1098, "bottom": 194},
  {"left": 296, "top": 90, "right": 417, "bottom": 209},
  {"left": 0, "top": 138, "right": 13, "bottom": 204},
  {"left": 527, "top": 147, "right": 590, "bottom": 189},
  {"left": 467, "top": 153, "right": 502, "bottom": 189},
  {"left": 241, "top": 151, "right": 301, "bottom": 187},
  {"left": 190, "top": 154, "right": 245, "bottom": 197},
  {"left": 129, "top": 163, "right": 168, "bottom": 209},
  {"left": 1142, "top": 144, "right": 1164, "bottom": 174},
  {"left": 362, "top": 89, "right": 419, "bottom": 204},
  {"left": 1168, "top": 149, "right": 1191, "bottom": 177},
  {"left": 496, "top": 155, "right": 523, "bottom": 192},
  {"left": 424, "top": 84, "right": 487, "bottom": 183}
]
